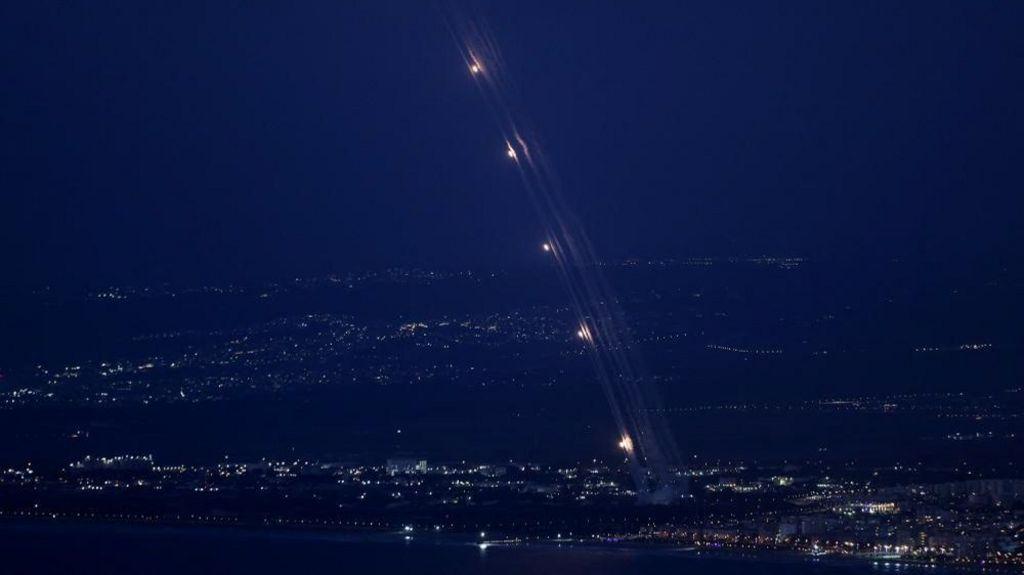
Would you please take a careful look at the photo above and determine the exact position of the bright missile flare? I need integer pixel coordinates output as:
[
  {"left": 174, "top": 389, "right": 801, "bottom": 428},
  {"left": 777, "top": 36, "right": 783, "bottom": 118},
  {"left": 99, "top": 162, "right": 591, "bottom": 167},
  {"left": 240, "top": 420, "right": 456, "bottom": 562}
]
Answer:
[
  {"left": 505, "top": 142, "right": 517, "bottom": 160},
  {"left": 469, "top": 63, "right": 482, "bottom": 75},
  {"left": 542, "top": 243, "right": 551, "bottom": 252},
  {"left": 618, "top": 435, "right": 634, "bottom": 453}
]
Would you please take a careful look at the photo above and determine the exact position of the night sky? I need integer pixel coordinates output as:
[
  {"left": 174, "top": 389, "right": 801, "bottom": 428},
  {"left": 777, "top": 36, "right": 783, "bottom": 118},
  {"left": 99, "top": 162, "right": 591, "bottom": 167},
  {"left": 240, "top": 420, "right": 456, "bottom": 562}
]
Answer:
[{"left": 3, "top": 1, "right": 1022, "bottom": 289}]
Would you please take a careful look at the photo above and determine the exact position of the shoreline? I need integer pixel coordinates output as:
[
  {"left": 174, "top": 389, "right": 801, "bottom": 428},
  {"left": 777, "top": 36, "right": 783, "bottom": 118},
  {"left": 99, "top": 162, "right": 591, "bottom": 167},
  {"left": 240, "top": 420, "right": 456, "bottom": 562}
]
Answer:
[{"left": 0, "top": 514, "right": 1005, "bottom": 574}]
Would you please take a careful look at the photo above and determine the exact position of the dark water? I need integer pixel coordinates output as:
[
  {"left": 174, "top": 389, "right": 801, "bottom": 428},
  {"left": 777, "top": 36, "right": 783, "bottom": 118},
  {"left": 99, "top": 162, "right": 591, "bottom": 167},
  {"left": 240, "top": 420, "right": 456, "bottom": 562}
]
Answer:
[{"left": 0, "top": 522, "right": 881, "bottom": 575}]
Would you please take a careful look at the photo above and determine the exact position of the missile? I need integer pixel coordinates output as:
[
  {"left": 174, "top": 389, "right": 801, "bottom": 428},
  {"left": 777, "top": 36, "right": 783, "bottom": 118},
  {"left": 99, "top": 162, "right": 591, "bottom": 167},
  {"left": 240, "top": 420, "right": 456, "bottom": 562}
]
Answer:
[
  {"left": 618, "top": 435, "right": 634, "bottom": 453},
  {"left": 468, "top": 53, "right": 483, "bottom": 75}
]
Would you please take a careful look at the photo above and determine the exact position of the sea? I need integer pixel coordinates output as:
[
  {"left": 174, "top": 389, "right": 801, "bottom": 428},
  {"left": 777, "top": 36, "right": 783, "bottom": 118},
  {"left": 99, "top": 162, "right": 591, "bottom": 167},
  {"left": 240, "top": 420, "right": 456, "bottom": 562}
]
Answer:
[{"left": 0, "top": 521, "right": 926, "bottom": 575}]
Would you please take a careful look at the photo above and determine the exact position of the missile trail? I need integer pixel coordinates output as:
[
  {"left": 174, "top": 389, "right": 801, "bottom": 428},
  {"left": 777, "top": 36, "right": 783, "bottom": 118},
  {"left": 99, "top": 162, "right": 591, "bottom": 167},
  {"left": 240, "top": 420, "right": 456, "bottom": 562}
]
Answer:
[{"left": 438, "top": 3, "right": 684, "bottom": 502}]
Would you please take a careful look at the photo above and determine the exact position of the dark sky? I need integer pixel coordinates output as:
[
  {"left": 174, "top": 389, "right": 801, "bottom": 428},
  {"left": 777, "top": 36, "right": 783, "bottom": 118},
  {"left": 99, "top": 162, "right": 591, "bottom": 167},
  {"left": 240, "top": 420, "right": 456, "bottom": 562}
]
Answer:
[{"left": 3, "top": 1, "right": 1022, "bottom": 288}]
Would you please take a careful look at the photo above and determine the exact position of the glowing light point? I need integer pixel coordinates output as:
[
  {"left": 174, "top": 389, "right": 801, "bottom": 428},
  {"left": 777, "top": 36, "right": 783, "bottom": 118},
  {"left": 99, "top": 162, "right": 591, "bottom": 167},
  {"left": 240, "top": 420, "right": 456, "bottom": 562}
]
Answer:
[
  {"left": 542, "top": 243, "right": 551, "bottom": 252},
  {"left": 576, "top": 324, "right": 593, "bottom": 343},
  {"left": 469, "top": 63, "right": 482, "bottom": 75},
  {"left": 505, "top": 143, "right": 517, "bottom": 160},
  {"left": 618, "top": 435, "right": 634, "bottom": 453}
]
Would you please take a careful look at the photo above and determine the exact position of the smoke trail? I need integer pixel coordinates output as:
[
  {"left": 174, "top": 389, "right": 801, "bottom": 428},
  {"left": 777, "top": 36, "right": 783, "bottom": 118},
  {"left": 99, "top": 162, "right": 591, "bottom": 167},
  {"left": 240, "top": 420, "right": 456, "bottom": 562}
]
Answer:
[{"left": 438, "top": 3, "right": 684, "bottom": 503}]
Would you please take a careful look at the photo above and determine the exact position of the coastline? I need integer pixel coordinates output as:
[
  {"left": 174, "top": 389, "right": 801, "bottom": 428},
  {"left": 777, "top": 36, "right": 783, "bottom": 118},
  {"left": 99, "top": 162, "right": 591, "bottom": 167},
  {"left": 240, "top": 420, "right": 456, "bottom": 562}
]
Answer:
[{"left": 0, "top": 515, "right": 995, "bottom": 574}]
